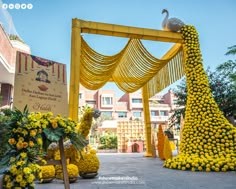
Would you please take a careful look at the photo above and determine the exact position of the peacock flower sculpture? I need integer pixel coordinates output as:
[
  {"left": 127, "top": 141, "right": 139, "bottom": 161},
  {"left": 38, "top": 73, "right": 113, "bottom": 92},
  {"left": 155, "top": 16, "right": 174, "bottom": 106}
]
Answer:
[{"left": 162, "top": 9, "right": 185, "bottom": 32}]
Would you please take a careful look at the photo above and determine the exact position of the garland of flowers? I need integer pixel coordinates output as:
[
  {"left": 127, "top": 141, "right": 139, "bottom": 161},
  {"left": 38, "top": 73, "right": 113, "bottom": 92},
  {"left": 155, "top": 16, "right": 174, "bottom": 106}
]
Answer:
[
  {"left": 164, "top": 25, "right": 236, "bottom": 172},
  {"left": 0, "top": 107, "right": 87, "bottom": 188}
]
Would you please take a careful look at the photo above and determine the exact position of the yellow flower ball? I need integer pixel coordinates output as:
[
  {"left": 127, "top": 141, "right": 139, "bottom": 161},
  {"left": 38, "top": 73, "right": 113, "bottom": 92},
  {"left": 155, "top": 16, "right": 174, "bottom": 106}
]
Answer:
[
  {"left": 67, "top": 164, "right": 79, "bottom": 178},
  {"left": 40, "top": 165, "right": 55, "bottom": 179}
]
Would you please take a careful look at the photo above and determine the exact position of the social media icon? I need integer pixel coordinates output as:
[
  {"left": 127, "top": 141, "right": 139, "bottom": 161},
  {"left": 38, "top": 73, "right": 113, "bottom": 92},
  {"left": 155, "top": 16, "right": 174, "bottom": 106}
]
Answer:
[
  {"left": 27, "top": 3, "right": 33, "bottom": 9},
  {"left": 15, "top": 4, "right": 21, "bottom": 10},
  {"left": 8, "top": 4, "right": 14, "bottom": 9},
  {"left": 2, "top": 3, "right": 8, "bottom": 9},
  {"left": 21, "top": 4, "right": 27, "bottom": 9}
]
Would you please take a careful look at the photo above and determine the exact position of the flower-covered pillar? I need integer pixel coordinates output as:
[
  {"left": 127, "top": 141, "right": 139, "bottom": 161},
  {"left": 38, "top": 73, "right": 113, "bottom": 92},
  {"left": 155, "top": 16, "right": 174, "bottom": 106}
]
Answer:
[
  {"left": 164, "top": 25, "right": 236, "bottom": 171},
  {"left": 69, "top": 19, "right": 82, "bottom": 122}
]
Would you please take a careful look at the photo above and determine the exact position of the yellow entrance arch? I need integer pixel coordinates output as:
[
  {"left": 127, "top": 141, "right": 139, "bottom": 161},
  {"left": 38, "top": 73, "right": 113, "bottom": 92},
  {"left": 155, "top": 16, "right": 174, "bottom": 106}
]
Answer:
[{"left": 69, "top": 18, "right": 185, "bottom": 157}]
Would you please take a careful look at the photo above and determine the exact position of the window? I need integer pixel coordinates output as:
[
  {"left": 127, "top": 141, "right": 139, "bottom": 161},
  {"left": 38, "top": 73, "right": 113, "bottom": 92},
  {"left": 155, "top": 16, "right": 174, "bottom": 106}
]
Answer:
[
  {"left": 118, "top": 112, "right": 127, "bottom": 118},
  {"left": 132, "top": 98, "right": 142, "bottom": 103},
  {"left": 133, "top": 111, "right": 142, "bottom": 117},
  {"left": 151, "top": 111, "right": 158, "bottom": 116},
  {"left": 79, "top": 93, "right": 82, "bottom": 99},
  {"left": 102, "top": 97, "right": 113, "bottom": 105},
  {"left": 173, "top": 99, "right": 178, "bottom": 105},
  {"left": 102, "top": 111, "right": 113, "bottom": 118},
  {"left": 160, "top": 110, "right": 168, "bottom": 116},
  {"left": 86, "top": 100, "right": 96, "bottom": 105}
]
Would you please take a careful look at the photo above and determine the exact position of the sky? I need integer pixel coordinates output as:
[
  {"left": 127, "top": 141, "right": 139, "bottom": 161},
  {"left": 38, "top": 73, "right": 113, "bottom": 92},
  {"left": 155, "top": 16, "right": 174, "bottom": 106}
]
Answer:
[{"left": 1, "top": 0, "right": 236, "bottom": 97}]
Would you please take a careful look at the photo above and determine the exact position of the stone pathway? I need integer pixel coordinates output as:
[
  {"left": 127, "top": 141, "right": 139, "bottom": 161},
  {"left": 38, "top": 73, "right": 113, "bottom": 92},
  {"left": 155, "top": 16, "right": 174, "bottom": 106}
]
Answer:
[{"left": 34, "top": 153, "right": 236, "bottom": 189}]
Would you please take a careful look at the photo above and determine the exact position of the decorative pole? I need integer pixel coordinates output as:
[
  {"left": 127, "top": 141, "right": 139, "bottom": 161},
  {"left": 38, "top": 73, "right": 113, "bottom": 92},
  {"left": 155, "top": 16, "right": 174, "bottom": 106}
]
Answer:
[
  {"left": 142, "top": 84, "right": 152, "bottom": 157},
  {"left": 69, "top": 18, "right": 82, "bottom": 122}
]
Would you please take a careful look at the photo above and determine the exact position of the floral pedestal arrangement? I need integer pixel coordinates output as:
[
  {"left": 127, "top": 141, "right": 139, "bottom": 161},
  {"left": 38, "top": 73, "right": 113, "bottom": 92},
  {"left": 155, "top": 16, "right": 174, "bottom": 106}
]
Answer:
[
  {"left": 55, "top": 164, "right": 79, "bottom": 183},
  {"left": 0, "top": 107, "right": 87, "bottom": 189},
  {"left": 78, "top": 147, "right": 100, "bottom": 179},
  {"left": 79, "top": 172, "right": 98, "bottom": 179},
  {"left": 38, "top": 165, "right": 55, "bottom": 183}
]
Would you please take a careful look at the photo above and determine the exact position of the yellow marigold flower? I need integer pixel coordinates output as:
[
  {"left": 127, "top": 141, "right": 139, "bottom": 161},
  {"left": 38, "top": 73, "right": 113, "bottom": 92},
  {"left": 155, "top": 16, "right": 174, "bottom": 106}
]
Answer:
[
  {"left": 23, "top": 142, "right": 28, "bottom": 148},
  {"left": 28, "top": 163, "right": 41, "bottom": 173},
  {"left": 16, "top": 174, "right": 23, "bottom": 182},
  {"left": 19, "top": 137, "right": 24, "bottom": 141},
  {"left": 29, "top": 141, "right": 35, "bottom": 147},
  {"left": 4, "top": 175, "right": 10, "bottom": 181},
  {"left": 16, "top": 141, "right": 24, "bottom": 150},
  {"left": 23, "top": 167, "right": 31, "bottom": 175},
  {"left": 27, "top": 174, "right": 35, "bottom": 183},
  {"left": 30, "top": 130, "right": 37, "bottom": 137},
  {"left": 20, "top": 152, "right": 27, "bottom": 159},
  {"left": 22, "top": 129, "right": 28, "bottom": 136},
  {"left": 20, "top": 179, "right": 27, "bottom": 187},
  {"left": 35, "top": 112, "right": 42, "bottom": 120},
  {"left": 41, "top": 159, "right": 47, "bottom": 165},
  {"left": 37, "top": 137, "right": 43, "bottom": 146},
  {"left": 16, "top": 128, "right": 22, "bottom": 133},
  {"left": 34, "top": 121, "right": 41, "bottom": 127},
  {"left": 47, "top": 112, "right": 53, "bottom": 117},
  {"left": 6, "top": 182, "right": 12, "bottom": 188},
  {"left": 59, "top": 120, "right": 66, "bottom": 127},
  {"left": 17, "top": 160, "right": 25, "bottom": 166},
  {"left": 8, "top": 138, "right": 16, "bottom": 145},
  {"left": 50, "top": 119, "right": 58, "bottom": 129},
  {"left": 10, "top": 165, "right": 17, "bottom": 174}
]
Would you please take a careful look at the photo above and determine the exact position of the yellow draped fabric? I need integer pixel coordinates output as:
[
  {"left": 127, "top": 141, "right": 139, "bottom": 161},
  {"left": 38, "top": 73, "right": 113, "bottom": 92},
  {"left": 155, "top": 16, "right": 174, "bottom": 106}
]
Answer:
[{"left": 80, "top": 36, "right": 184, "bottom": 98}]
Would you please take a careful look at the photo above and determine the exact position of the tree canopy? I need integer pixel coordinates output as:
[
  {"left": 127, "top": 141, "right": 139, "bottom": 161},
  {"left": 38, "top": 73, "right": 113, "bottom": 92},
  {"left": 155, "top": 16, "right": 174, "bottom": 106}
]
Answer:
[{"left": 169, "top": 45, "right": 236, "bottom": 128}]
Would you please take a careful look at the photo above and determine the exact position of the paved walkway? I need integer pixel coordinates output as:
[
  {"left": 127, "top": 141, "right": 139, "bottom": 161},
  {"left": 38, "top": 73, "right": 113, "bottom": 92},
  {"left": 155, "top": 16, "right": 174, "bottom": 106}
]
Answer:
[{"left": 35, "top": 153, "right": 235, "bottom": 189}]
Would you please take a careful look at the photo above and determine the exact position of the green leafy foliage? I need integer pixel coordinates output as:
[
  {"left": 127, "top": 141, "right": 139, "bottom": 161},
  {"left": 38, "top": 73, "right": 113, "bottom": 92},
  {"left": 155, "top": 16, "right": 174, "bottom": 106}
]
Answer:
[
  {"left": 9, "top": 34, "right": 24, "bottom": 43},
  {"left": 98, "top": 132, "right": 117, "bottom": 149},
  {"left": 43, "top": 127, "right": 64, "bottom": 142},
  {"left": 225, "top": 45, "right": 236, "bottom": 56},
  {"left": 168, "top": 78, "right": 187, "bottom": 128},
  {"left": 0, "top": 109, "right": 14, "bottom": 160},
  {"left": 169, "top": 59, "right": 236, "bottom": 127},
  {"left": 207, "top": 67, "right": 236, "bottom": 118}
]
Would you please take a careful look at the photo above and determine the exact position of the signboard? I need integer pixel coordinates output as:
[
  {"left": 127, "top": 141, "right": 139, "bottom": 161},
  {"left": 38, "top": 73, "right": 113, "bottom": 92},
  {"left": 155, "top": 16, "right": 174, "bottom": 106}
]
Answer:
[{"left": 13, "top": 51, "right": 68, "bottom": 116}]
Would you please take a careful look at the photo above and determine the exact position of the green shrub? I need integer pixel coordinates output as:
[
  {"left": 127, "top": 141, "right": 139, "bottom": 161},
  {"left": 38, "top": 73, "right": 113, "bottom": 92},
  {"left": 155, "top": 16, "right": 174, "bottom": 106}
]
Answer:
[
  {"left": 0, "top": 109, "right": 13, "bottom": 160},
  {"left": 98, "top": 132, "right": 117, "bottom": 149}
]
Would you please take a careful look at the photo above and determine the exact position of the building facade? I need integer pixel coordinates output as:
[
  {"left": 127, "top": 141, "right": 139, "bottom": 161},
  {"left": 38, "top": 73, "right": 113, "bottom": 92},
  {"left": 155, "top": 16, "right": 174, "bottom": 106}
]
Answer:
[
  {"left": 79, "top": 85, "right": 178, "bottom": 131},
  {"left": 0, "top": 24, "right": 30, "bottom": 108}
]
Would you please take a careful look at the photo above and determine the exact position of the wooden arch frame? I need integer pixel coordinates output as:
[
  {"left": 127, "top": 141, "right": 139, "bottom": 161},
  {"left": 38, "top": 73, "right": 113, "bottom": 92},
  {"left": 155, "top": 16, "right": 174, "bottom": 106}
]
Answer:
[{"left": 69, "top": 18, "right": 184, "bottom": 157}]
